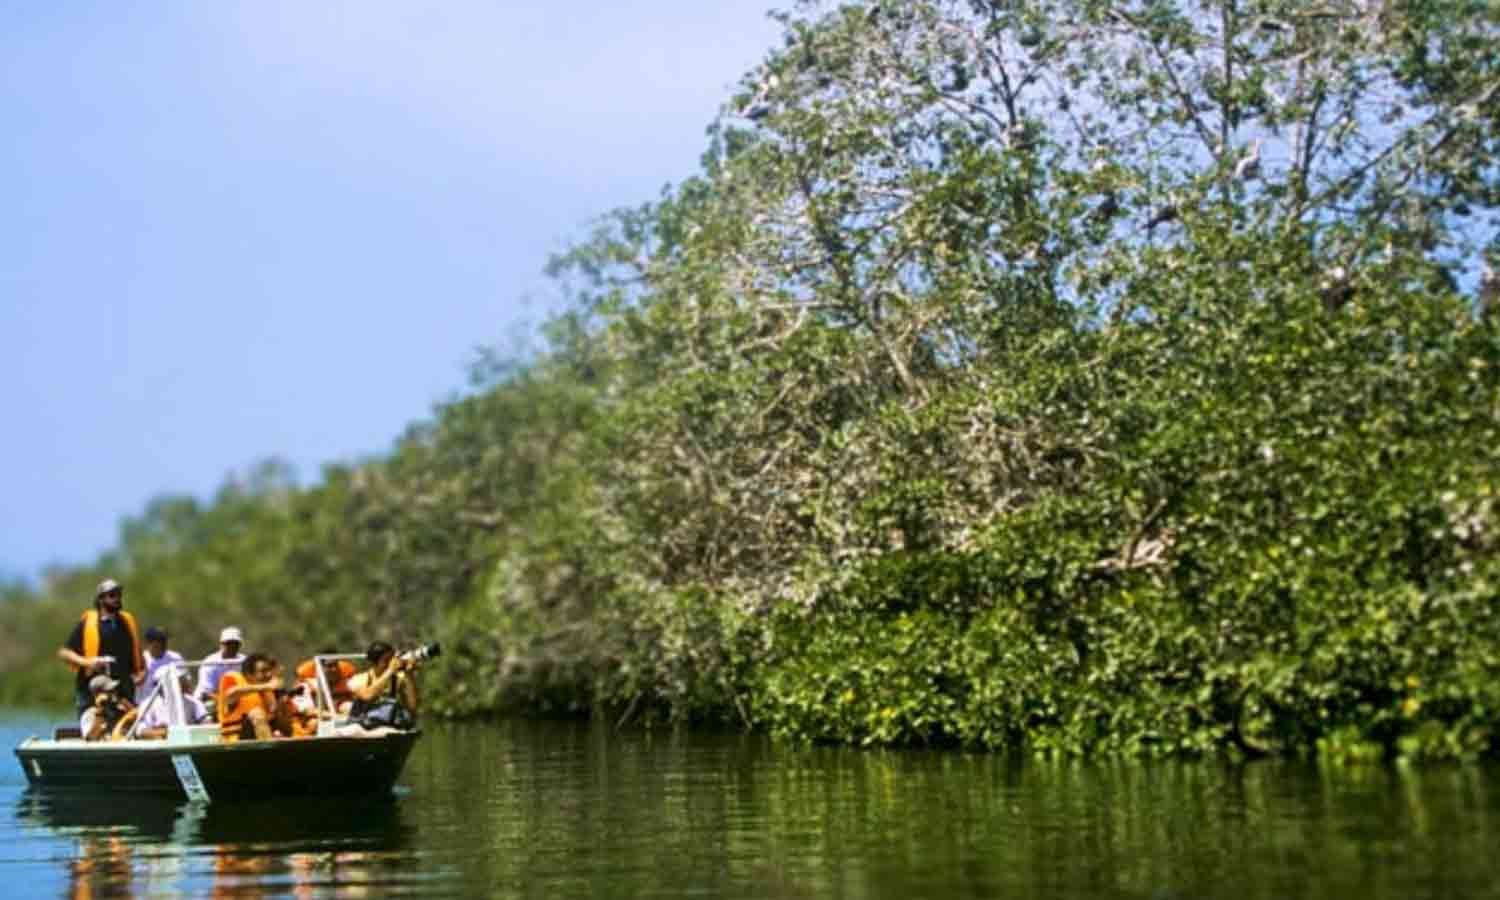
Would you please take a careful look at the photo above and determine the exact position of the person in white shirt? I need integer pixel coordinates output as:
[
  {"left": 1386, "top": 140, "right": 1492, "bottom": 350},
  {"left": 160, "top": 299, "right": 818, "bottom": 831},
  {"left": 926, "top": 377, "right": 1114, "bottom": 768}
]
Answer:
[
  {"left": 193, "top": 627, "right": 246, "bottom": 705},
  {"left": 111, "top": 665, "right": 209, "bottom": 739},
  {"left": 143, "top": 666, "right": 208, "bottom": 735},
  {"left": 142, "top": 626, "right": 185, "bottom": 688}
]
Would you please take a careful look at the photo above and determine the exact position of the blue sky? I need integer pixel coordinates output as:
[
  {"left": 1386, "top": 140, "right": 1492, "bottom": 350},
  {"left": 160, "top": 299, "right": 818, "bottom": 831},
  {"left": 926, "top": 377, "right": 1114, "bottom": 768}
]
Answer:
[{"left": 0, "top": 1, "right": 783, "bottom": 582}]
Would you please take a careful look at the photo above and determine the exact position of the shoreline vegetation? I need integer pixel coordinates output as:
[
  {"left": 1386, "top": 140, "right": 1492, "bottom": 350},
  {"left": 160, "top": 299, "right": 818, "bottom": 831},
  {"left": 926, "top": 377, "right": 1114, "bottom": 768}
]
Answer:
[{"left": 4, "top": 0, "right": 1498, "bottom": 761}]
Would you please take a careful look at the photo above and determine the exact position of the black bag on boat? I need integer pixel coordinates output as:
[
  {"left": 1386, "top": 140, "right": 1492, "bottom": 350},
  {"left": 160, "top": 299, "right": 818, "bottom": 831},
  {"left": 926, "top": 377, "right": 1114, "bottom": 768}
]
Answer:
[{"left": 349, "top": 698, "right": 414, "bottom": 731}]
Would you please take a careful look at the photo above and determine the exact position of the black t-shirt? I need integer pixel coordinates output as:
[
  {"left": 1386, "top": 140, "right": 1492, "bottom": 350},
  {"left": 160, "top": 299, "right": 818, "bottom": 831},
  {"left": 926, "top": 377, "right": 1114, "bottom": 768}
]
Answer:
[{"left": 65, "top": 613, "right": 138, "bottom": 698}]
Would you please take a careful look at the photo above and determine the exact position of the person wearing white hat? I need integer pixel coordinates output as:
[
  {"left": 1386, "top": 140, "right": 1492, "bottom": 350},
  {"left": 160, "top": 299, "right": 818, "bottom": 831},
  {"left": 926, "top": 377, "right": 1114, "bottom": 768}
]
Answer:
[{"left": 192, "top": 626, "right": 246, "bottom": 706}]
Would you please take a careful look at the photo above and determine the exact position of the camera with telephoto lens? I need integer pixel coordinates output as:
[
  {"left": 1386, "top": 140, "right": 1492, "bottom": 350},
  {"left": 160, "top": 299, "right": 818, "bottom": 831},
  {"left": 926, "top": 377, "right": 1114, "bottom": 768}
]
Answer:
[{"left": 398, "top": 642, "right": 441, "bottom": 666}]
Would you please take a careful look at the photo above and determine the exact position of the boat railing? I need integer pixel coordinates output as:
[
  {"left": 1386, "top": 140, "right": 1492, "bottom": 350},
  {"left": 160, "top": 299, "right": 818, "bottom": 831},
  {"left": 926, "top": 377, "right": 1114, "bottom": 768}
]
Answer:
[
  {"left": 126, "top": 659, "right": 213, "bottom": 742},
  {"left": 309, "top": 653, "right": 365, "bottom": 737},
  {"left": 123, "top": 654, "right": 370, "bottom": 743}
]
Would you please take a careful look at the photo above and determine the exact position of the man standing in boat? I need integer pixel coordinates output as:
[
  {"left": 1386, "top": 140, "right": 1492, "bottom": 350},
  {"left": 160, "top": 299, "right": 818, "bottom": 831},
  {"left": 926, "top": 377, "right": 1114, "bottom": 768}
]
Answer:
[{"left": 56, "top": 578, "right": 145, "bottom": 713}]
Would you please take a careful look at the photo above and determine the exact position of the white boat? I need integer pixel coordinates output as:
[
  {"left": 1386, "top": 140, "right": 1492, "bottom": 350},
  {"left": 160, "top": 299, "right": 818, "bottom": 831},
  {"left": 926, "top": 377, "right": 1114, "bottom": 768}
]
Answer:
[{"left": 13, "top": 655, "right": 420, "bottom": 803}]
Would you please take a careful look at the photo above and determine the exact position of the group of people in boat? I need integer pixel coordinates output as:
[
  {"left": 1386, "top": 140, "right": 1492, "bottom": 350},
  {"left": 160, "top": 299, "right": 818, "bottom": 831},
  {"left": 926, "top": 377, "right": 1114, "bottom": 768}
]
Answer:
[{"left": 57, "top": 578, "right": 422, "bottom": 742}]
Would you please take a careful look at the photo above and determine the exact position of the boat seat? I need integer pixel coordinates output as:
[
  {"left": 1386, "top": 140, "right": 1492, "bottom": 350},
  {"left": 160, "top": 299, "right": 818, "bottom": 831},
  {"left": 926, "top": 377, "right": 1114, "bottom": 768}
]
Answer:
[{"left": 52, "top": 727, "right": 82, "bottom": 740}]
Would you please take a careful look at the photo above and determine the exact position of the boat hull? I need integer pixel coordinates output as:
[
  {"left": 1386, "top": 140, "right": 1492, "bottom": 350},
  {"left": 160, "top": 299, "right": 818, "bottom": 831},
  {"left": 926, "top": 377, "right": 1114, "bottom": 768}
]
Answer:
[{"left": 14, "top": 731, "right": 420, "bottom": 802}]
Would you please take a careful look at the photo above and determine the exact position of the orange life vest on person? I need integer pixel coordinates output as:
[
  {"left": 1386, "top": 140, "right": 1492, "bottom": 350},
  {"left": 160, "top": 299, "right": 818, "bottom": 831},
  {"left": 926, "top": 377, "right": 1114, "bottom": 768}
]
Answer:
[
  {"left": 73, "top": 610, "right": 144, "bottom": 676},
  {"left": 217, "top": 671, "right": 273, "bottom": 741},
  {"left": 294, "top": 659, "right": 355, "bottom": 700}
]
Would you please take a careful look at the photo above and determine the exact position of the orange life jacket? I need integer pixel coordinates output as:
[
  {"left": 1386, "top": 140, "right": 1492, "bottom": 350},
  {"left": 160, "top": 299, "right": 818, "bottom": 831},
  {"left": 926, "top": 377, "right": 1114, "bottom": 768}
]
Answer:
[
  {"left": 73, "top": 610, "right": 144, "bottom": 676},
  {"left": 217, "top": 671, "right": 273, "bottom": 741},
  {"left": 294, "top": 658, "right": 355, "bottom": 700}
]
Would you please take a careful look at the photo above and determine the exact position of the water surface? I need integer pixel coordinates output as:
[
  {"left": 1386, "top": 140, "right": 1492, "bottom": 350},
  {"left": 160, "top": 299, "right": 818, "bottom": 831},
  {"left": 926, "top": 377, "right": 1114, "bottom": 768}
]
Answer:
[{"left": 2, "top": 710, "right": 1496, "bottom": 898}]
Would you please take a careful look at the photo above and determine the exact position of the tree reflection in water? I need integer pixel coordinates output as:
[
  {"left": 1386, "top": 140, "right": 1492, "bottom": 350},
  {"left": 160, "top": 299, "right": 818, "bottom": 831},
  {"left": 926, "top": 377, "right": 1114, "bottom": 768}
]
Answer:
[{"left": 12, "top": 720, "right": 1500, "bottom": 899}]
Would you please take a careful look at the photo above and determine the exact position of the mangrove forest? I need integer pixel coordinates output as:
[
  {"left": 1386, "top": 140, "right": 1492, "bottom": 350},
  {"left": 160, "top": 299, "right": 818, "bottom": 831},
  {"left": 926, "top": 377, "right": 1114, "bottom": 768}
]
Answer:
[{"left": 3, "top": 0, "right": 1499, "bottom": 761}]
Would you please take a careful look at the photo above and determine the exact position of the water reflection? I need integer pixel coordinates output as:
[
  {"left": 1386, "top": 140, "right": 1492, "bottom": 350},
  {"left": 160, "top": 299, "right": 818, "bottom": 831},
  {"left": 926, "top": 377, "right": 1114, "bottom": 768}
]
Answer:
[
  {"left": 15, "top": 790, "right": 435, "bottom": 898},
  {"left": 407, "top": 721, "right": 1500, "bottom": 900},
  {"left": 7, "top": 715, "right": 1500, "bottom": 899}
]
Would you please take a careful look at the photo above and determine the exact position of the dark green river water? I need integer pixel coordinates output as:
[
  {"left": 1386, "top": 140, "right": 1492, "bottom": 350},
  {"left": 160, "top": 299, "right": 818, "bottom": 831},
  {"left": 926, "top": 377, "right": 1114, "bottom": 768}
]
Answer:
[{"left": 3, "top": 709, "right": 1498, "bottom": 898}]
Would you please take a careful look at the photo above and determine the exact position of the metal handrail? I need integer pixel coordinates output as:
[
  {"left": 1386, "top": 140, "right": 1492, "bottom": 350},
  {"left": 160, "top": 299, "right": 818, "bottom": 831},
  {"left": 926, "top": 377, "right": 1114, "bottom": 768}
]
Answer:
[
  {"left": 310, "top": 654, "right": 364, "bottom": 733},
  {"left": 126, "top": 660, "right": 208, "bottom": 739},
  {"left": 123, "top": 654, "right": 368, "bottom": 740}
]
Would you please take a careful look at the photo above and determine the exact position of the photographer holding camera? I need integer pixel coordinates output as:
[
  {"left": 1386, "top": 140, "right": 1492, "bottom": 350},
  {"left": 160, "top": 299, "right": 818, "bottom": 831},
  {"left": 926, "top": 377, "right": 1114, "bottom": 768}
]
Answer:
[
  {"left": 79, "top": 674, "right": 135, "bottom": 742},
  {"left": 347, "top": 641, "right": 434, "bottom": 729}
]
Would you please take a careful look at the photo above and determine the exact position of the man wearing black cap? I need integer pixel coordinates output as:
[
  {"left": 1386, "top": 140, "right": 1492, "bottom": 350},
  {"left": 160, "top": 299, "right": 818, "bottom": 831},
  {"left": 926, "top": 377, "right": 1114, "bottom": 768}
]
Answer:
[{"left": 57, "top": 578, "right": 146, "bottom": 714}]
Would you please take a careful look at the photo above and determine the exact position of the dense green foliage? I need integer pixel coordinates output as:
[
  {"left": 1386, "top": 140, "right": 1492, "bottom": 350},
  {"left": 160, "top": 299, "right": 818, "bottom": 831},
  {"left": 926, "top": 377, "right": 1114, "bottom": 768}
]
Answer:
[{"left": 4, "top": 0, "right": 1498, "bottom": 759}]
